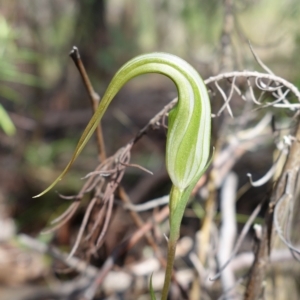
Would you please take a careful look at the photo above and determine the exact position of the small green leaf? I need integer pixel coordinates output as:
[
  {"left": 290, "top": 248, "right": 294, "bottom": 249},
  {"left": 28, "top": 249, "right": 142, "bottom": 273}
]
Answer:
[
  {"left": 149, "top": 274, "right": 157, "bottom": 300},
  {"left": 0, "top": 104, "right": 16, "bottom": 135},
  {"left": 0, "top": 66, "right": 44, "bottom": 87}
]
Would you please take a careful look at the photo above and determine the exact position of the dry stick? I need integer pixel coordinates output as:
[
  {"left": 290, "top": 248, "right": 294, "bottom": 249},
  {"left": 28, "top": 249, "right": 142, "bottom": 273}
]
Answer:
[
  {"left": 247, "top": 151, "right": 283, "bottom": 187},
  {"left": 131, "top": 98, "right": 178, "bottom": 144},
  {"left": 286, "top": 167, "right": 300, "bottom": 260},
  {"left": 86, "top": 149, "right": 131, "bottom": 253},
  {"left": 69, "top": 46, "right": 106, "bottom": 161},
  {"left": 67, "top": 197, "right": 98, "bottom": 259},
  {"left": 95, "top": 195, "right": 114, "bottom": 249},
  {"left": 124, "top": 195, "right": 169, "bottom": 212},
  {"left": 216, "top": 76, "right": 236, "bottom": 117},
  {"left": 244, "top": 120, "right": 300, "bottom": 300},
  {"left": 249, "top": 42, "right": 291, "bottom": 108},
  {"left": 42, "top": 164, "right": 107, "bottom": 234},
  {"left": 192, "top": 162, "right": 219, "bottom": 300},
  {"left": 42, "top": 202, "right": 81, "bottom": 234},
  {"left": 198, "top": 170, "right": 217, "bottom": 263},
  {"left": 218, "top": 172, "right": 238, "bottom": 299},
  {"left": 210, "top": 197, "right": 266, "bottom": 282},
  {"left": 273, "top": 172, "right": 300, "bottom": 255},
  {"left": 205, "top": 71, "right": 300, "bottom": 103}
]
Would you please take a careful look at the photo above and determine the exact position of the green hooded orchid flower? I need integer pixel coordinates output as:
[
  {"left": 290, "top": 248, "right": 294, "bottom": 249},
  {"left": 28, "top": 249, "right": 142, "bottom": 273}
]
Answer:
[{"left": 34, "top": 52, "right": 212, "bottom": 299}]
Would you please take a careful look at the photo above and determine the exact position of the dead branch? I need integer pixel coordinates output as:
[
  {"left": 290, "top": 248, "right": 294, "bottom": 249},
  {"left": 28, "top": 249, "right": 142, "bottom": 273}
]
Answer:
[{"left": 245, "top": 121, "right": 300, "bottom": 300}]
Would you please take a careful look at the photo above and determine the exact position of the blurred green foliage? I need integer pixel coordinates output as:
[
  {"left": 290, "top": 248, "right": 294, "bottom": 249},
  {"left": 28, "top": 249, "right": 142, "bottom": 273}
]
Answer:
[
  {"left": 0, "top": 15, "right": 43, "bottom": 135},
  {"left": 24, "top": 139, "right": 79, "bottom": 167}
]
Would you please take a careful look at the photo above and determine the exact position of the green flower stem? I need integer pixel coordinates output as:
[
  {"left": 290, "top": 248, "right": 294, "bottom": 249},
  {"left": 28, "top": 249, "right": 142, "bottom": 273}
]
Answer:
[
  {"left": 161, "top": 186, "right": 184, "bottom": 299},
  {"left": 161, "top": 184, "right": 195, "bottom": 299},
  {"left": 161, "top": 235, "right": 177, "bottom": 300}
]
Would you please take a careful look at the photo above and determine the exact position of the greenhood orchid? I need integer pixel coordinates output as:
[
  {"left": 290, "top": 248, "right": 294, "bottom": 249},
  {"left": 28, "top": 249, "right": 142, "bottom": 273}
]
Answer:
[{"left": 35, "top": 52, "right": 212, "bottom": 299}]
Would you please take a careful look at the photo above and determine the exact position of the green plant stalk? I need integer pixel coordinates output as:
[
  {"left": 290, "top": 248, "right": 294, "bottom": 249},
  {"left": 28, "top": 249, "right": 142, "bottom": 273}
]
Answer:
[
  {"left": 161, "top": 186, "right": 185, "bottom": 299},
  {"left": 34, "top": 52, "right": 211, "bottom": 298},
  {"left": 161, "top": 168, "right": 210, "bottom": 299}
]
